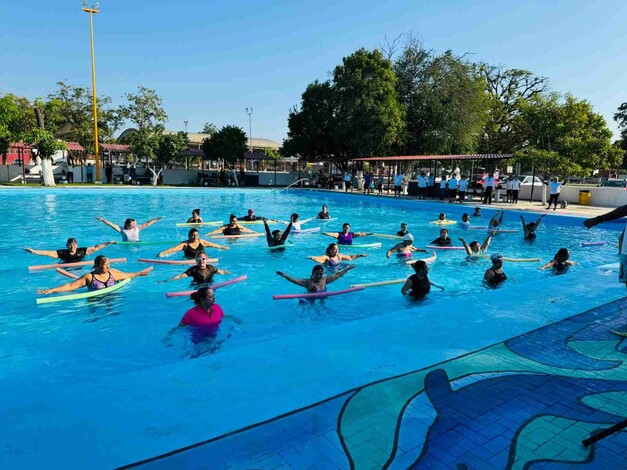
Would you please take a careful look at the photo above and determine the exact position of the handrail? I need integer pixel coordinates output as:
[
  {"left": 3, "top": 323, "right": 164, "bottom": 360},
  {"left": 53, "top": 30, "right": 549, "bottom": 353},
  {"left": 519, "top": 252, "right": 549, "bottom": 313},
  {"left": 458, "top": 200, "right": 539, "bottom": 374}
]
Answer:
[{"left": 277, "top": 178, "right": 308, "bottom": 193}]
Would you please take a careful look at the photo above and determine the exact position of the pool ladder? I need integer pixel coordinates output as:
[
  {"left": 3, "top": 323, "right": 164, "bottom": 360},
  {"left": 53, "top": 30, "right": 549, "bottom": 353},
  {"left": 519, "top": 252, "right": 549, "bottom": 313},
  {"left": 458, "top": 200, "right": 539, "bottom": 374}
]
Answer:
[{"left": 276, "top": 178, "right": 309, "bottom": 193}]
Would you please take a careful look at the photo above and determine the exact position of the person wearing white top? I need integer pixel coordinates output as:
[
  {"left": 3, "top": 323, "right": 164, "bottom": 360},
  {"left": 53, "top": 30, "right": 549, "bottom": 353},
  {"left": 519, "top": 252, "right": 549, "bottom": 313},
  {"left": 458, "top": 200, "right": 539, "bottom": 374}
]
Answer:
[
  {"left": 547, "top": 178, "right": 562, "bottom": 210},
  {"left": 506, "top": 177, "right": 514, "bottom": 203},
  {"left": 393, "top": 174, "right": 404, "bottom": 197},
  {"left": 417, "top": 172, "right": 427, "bottom": 200},
  {"left": 344, "top": 172, "right": 352, "bottom": 192},
  {"left": 427, "top": 174, "right": 435, "bottom": 198},
  {"left": 439, "top": 174, "right": 447, "bottom": 200},
  {"left": 447, "top": 175, "right": 458, "bottom": 203},
  {"left": 458, "top": 176, "right": 469, "bottom": 202},
  {"left": 510, "top": 176, "right": 521, "bottom": 204},
  {"left": 483, "top": 173, "right": 495, "bottom": 205}
]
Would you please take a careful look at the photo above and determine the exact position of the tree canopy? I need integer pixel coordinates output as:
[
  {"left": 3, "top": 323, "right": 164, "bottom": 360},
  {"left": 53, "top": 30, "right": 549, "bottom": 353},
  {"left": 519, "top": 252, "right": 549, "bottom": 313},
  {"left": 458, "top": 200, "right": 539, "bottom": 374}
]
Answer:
[
  {"left": 155, "top": 131, "right": 189, "bottom": 167},
  {"left": 201, "top": 125, "right": 247, "bottom": 165}
]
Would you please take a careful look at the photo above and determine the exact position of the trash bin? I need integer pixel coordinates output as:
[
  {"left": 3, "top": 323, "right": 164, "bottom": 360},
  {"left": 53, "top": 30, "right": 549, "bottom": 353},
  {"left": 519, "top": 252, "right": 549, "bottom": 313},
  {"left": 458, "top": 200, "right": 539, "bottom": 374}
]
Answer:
[{"left": 578, "top": 190, "right": 591, "bottom": 205}]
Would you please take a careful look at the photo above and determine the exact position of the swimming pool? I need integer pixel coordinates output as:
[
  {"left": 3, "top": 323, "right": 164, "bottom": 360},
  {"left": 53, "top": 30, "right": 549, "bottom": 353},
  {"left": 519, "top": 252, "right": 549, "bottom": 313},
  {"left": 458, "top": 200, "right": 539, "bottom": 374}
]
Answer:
[{"left": 0, "top": 188, "right": 624, "bottom": 468}]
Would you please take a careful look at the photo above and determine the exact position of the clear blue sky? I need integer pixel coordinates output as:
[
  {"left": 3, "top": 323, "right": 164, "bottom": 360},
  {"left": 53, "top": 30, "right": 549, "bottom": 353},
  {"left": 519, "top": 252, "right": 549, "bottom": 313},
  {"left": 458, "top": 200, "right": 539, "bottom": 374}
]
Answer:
[{"left": 1, "top": 0, "right": 625, "bottom": 144}]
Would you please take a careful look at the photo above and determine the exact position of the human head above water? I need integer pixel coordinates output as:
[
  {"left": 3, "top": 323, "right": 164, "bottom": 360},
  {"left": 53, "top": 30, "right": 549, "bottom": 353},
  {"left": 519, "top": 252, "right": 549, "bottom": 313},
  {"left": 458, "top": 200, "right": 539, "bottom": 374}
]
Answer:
[
  {"left": 291, "top": 213, "right": 299, "bottom": 222},
  {"left": 93, "top": 255, "right": 108, "bottom": 270},
  {"left": 490, "top": 253, "right": 503, "bottom": 265},
  {"left": 124, "top": 218, "right": 136, "bottom": 230},
  {"left": 192, "top": 209, "right": 200, "bottom": 216},
  {"left": 187, "top": 228, "right": 200, "bottom": 238},
  {"left": 326, "top": 243, "right": 339, "bottom": 256},
  {"left": 311, "top": 264, "right": 324, "bottom": 278},
  {"left": 66, "top": 237, "right": 78, "bottom": 248},
  {"left": 438, "top": 213, "right": 446, "bottom": 220},
  {"left": 229, "top": 214, "right": 237, "bottom": 223},
  {"left": 342, "top": 223, "right": 350, "bottom": 232},
  {"left": 555, "top": 248, "right": 569, "bottom": 261},
  {"left": 412, "top": 260, "right": 428, "bottom": 274},
  {"left": 190, "top": 286, "right": 215, "bottom": 306},
  {"left": 439, "top": 228, "right": 449, "bottom": 237}
]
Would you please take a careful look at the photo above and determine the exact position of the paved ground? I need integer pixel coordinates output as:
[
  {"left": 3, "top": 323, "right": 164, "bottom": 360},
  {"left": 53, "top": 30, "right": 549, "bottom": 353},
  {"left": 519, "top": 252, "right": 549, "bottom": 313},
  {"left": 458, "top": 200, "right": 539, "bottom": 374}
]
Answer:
[{"left": 132, "top": 297, "right": 627, "bottom": 469}]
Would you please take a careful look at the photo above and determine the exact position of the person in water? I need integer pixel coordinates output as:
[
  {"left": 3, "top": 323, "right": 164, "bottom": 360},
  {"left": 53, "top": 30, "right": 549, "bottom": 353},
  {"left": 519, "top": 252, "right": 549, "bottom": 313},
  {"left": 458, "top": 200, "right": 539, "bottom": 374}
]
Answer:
[
  {"left": 276, "top": 264, "right": 355, "bottom": 293},
  {"left": 484, "top": 253, "right": 507, "bottom": 287},
  {"left": 37, "top": 255, "right": 153, "bottom": 294},
  {"left": 459, "top": 213, "right": 471, "bottom": 227},
  {"left": 540, "top": 248, "right": 576, "bottom": 273},
  {"left": 207, "top": 214, "right": 257, "bottom": 236},
  {"left": 308, "top": 243, "right": 367, "bottom": 268},
  {"left": 472, "top": 207, "right": 482, "bottom": 217},
  {"left": 430, "top": 228, "right": 452, "bottom": 246},
  {"left": 263, "top": 217, "right": 293, "bottom": 249},
  {"left": 95, "top": 216, "right": 163, "bottom": 242},
  {"left": 401, "top": 260, "right": 444, "bottom": 299},
  {"left": 24, "top": 238, "right": 115, "bottom": 263},
  {"left": 386, "top": 234, "right": 428, "bottom": 258},
  {"left": 459, "top": 235, "right": 493, "bottom": 256},
  {"left": 160, "top": 252, "right": 230, "bottom": 284},
  {"left": 397, "top": 222, "right": 409, "bottom": 237},
  {"left": 239, "top": 209, "right": 264, "bottom": 222},
  {"left": 187, "top": 209, "right": 203, "bottom": 223},
  {"left": 520, "top": 214, "right": 546, "bottom": 239},
  {"left": 179, "top": 287, "right": 224, "bottom": 329},
  {"left": 317, "top": 205, "right": 331, "bottom": 219},
  {"left": 324, "top": 223, "right": 373, "bottom": 245},
  {"left": 157, "top": 228, "right": 228, "bottom": 259},
  {"left": 489, "top": 210, "right": 505, "bottom": 230},
  {"left": 274, "top": 213, "right": 315, "bottom": 231}
]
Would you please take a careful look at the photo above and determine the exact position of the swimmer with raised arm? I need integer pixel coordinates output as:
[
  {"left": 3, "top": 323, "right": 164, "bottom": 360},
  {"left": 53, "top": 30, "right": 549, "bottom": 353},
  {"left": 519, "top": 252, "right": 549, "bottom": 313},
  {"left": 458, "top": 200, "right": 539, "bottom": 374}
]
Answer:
[
  {"left": 324, "top": 223, "right": 373, "bottom": 245},
  {"left": 263, "top": 217, "right": 292, "bottom": 249},
  {"left": 386, "top": 234, "right": 428, "bottom": 259},
  {"left": 24, "top": 238, "right": 115, "bottom": 263},
  {"left": 187, "top": 209, "right": 203, "bottom": 224},
  {"left": 540, "top": 248, "right": 576, "bottom": 273},
  {"left": 157, "top": 228, "right": 228, "bottom": 259},
  {"left": 274, "top": 213, "right": 315, "bottom": 231},
  {"left": 401, "top": 260, "right": 444, "bottom": 299},
  {"left": 459, "top": 234, "right": 493, "bottom": 256},
  {"left": 37, "top": 255, "right": 153, "bottom": 295},
  {"left": 488, "top": 210, "right": 504, "bottom": 230},
  {"left": 160, "top": 252, "right": 230, "bottom": 284},
  {"left": 206, "top": 214, "right": 256, "bottom": 236},
  {"left": 276, "top": 264, "right": 355, "bottom": 293},
  {"left": 308, "top": 243, "right": 367, "bottom": 268},
  {"left": 520, "top": 214, "right": 546, "bottom": 240},
  {"left": 95, "top": 216, "right": 163, "bottom": 242}
]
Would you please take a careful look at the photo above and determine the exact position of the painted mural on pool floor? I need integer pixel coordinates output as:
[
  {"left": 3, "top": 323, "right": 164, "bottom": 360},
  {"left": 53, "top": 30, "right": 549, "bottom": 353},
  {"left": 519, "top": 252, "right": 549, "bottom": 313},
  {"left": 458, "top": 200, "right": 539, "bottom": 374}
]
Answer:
[{"left": 129, "top": 298, "right": 627, "bottom": 469}]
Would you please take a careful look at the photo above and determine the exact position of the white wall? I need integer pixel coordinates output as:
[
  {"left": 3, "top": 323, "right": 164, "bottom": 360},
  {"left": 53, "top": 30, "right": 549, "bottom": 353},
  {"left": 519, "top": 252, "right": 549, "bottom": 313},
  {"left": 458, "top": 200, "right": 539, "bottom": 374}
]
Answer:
[
  {"left": 518, "top": 184, "right": 627, "bottom": 207},
  {"left": 162, "top": 169, "right": 305, "bottom": 186},
  {"left": 0, "top": 165, "right": 26, "bottom": 183}
]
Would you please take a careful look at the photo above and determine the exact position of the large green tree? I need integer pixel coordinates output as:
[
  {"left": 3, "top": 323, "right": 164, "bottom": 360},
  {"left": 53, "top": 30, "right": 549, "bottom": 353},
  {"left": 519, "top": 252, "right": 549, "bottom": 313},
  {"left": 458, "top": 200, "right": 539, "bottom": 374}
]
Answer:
[
  {"left": 332, "top": 48, "right": 403, "bottom": 159},
  {"left": 201, "top": 125, "right": 247, "bottom": 165},
  {"left": 394, "top": 38, "right": 488, "bottom": 154},
  {"left": 517, "top": 94, "right": 622, "bottom": 178},
  {"left": 118, "top": 86, "right": 167, "bottom": 161},
  {"left": 201, "top": 122, "right": 218, "bottom": 135},
  {"left": 155, "top": 131, "right": 189, "bottom": 167},
  {"left": 478, "top": 65, "right": 549, "bottom": 152},
  {"left": 0, "top": 94, "right": 36, "bottom": 164},
  {"left": 615, "top": 102, "right": 627, "bottom": 164}
]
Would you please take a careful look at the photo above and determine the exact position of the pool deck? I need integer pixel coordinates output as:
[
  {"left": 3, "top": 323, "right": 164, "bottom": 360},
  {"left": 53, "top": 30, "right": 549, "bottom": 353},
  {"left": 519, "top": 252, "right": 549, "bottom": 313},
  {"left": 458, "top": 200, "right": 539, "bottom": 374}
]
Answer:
[{"left": 129, "top": 296, "right": 627, "bottom": 469}]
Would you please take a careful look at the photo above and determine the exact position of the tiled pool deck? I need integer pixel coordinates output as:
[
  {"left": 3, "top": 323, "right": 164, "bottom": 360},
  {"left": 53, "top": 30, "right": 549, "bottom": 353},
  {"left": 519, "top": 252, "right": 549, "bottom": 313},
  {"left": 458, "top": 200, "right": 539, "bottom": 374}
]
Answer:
[{"left": 126, "top": 297, "right": 627, "bottom": 469}]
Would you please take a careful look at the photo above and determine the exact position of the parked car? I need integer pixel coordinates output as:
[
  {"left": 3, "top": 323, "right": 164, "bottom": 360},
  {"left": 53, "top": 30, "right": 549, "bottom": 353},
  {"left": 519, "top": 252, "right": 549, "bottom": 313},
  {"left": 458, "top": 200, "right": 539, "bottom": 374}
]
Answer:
[{"left": 600, "top": 179, "right": 627, "bottom": 189}]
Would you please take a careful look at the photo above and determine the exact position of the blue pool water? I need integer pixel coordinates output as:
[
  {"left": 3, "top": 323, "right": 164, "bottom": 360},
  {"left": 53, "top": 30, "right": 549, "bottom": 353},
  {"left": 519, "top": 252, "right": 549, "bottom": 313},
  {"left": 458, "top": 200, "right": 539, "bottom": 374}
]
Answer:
[
  {"left": 0, "top": 187, "right": 624, "bottom": 468},
  {"left": 0, "top": 188, "right": 621, "bottom": 386}
]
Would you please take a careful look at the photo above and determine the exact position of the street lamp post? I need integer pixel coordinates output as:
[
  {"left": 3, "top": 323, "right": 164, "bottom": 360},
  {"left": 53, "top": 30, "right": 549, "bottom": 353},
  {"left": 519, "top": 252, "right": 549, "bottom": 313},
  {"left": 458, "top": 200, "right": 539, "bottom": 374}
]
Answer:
[
  {"left": 82, "top": 1, "right": 101, "bottom": 183},
  {"left": 245, "top": 107, "right": 253, "bottom": 153}
]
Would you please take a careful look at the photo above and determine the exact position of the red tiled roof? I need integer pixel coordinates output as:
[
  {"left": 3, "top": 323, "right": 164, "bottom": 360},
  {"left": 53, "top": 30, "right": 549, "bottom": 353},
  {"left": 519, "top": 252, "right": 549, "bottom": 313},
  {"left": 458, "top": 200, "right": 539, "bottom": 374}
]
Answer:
[
  {"left": 100, "top": 143, "right": 131, "bottom": 152},
  {"left": 66, "top": 142, "right": 85, "bottom": 151},
  {"left": 353, "top": 154, "right": 512, "bottom": 162}
]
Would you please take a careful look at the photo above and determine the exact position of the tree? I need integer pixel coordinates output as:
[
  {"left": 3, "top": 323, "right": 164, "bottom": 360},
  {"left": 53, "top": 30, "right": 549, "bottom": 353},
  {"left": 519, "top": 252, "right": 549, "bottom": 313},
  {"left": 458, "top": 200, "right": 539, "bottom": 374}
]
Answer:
[
  {"left": 155, "top": 131, "right": 189, "bottom": 167},
  {"left": 282, "top": 80, "right": 337, "bottom": 162},
  {"left": 615, "top": 102, "right": 627, "bottom": 162},
  {"left": 332, "top": 48, "right": 403, "bottom": 160},
  {"left": 0, "top": 94, "right": 35, "bottom": 164},
  {"left": 393, "top": 38, "right": 488, "bottom": 155},
  {"left": 201, "top": 122, "right": 218, "bottom": 135},
  {"left": 517, "top": 94, "right": 622, "bottom": 178},
  {"left": 201, "top": 125, "right": 247, "bottom": 166},
  {"left": 118, "top": 86, "right": 167, "bottom": 161},
  {"left": 478, "top": 65, "right": 549, "bottom": 152},
  {"left": 25, "top": 127, "right": 67, "bottom": 186}
]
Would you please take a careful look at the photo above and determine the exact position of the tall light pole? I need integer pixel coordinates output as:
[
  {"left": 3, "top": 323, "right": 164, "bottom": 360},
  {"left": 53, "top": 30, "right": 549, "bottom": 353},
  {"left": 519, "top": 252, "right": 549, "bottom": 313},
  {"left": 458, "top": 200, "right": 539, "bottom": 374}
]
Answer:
[
  {"left": 183, "top": 120, "right": 188, "bottom": 133},
  {"left": 82, "top": 1, "right": 101, "bottom": 182},
  {"left": 245, "top": 107, "right": 253, "bottom": 153}
]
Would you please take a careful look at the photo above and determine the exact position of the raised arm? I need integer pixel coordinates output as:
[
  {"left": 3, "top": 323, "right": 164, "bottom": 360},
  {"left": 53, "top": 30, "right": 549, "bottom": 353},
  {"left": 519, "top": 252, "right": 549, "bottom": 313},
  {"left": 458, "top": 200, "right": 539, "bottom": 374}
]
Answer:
[
  {"left": 95, "top": 217, "right": 121, "bottom": 233},
  {"left": 280, "top": 222, "right": 293, "bottom": 242},
  {"left": 263, "top": 219, "right": 273, "bottom": 244},
  {"left": 519, "top": 215, "right": 529, "bottom": 237},
  {"left": 110, "top": 266, "right": 154, "bottom": 281},
  {"left": 275, "top": 271, "right": 309, "bottom": 288},
  {"left": 326, "top": 264, "right": 356, "bottom": 283},
  {"left": 138, "top": 217, "right": 163, "bottom": 231},
  {"left": 85, "top": 241, "right": 116, "bottom": 255},
  {"left": 584, "top": 204, "right": 627, "bottom": 228},
  {"left": 156, "top": 242, "right": 186, "bottom": 258},
  {"left": 458, "top": 237, "right": 472, "bottom": 255},
  {"left": 534, "top": 214, "right": 547, "bottom": 227},
  {"left": 37, "top": 273, "right": 90, "bottom": 295},
  {"left": 200, "top": 239, "right": 229, "bottom": 250},
  {"left": 300, "top": 217, "right": 316, "bottom": 226},
  {"left": 23, "top": 248, "right": 60, "bottom": 259},
  {"left": 481, "top": 234, "right": 493, "bottom": 253}
]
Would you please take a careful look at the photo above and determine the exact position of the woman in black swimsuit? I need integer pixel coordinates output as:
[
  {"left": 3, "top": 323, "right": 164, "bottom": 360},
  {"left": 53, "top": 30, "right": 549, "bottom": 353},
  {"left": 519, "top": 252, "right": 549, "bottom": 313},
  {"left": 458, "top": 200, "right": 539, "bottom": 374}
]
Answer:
[
  {"left": 520, "top": 214, "right": 546, "bottom": 240},
  {"left": 24, "top": 238, "right": 115, "bottom": 263},
  {"left": 207, "top": 214, "right": 257, "bottom": 236},
  {"left": 186, "top": 209, "right": 203, "bottom": 224},
  {"left": 484, "top": 253, "right": 507, "bottom": 287},
  {"left": 160, "top": 252, "right": 230, "bottom": 284},
  {"left": 157, "top": 229, "right": 228, "bottom": 259},
  {"left": 540, "top": 248, "right": 576, "bottom": 273},
  {"left": 401, "top": 260, "right": 444, "bottom": 299}
]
